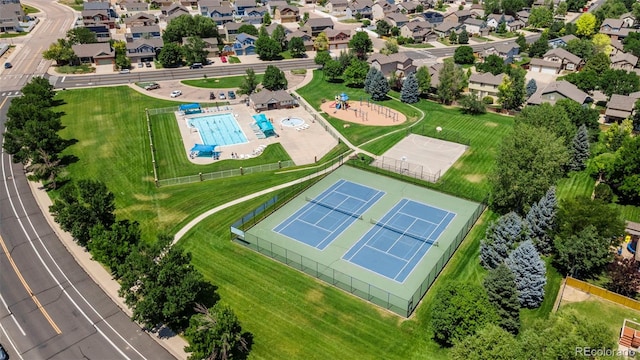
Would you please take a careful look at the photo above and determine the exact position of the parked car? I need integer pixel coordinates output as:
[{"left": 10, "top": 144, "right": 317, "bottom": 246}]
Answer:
[
  {"left": 219, "top": 92, "right": 226, "bottom": 100},
  {"left": 145, "top": 61, "right": 152, "bottom": 67},
  {"left": 190, "top": 62, "right": 203, "bottom": 69},
  {"left": 119, "top": 68, "right": 130, "bottom": 74},
  {"left": 4, "top": 62, "right": 11, "bottom": 69},
  {"left": 144, "top": 83, "right": 160, "bottom": 90},
  {"left": 221, "top": 56, "right": 227, "bottom": 63},
  {"left": 137, "top": 62, "right": 144, "bottom": 68},
  {"left": 209, "top": 92, "right": 215, "bottom": 100},
  {"left": 0, "top": 343, "right": 8, "bottom": 360},
  {"left": 228, "top": 90, "right": 236, "bottom": 100},
  {"left": 170, "top": 90, "right": 182, "bottom": 98}
]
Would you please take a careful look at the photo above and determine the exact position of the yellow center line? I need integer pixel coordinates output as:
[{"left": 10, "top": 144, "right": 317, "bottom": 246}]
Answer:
[
  {"left": 0, "top": 234, "right": 62, "bottom": 334},
  {"left": 0, "top": 97, "right": 9, "bottom": 110}
]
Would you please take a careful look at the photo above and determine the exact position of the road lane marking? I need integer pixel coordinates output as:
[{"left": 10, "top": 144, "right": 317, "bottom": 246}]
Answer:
[
  {"left": 0, "top": 235, "right": 62, "bottom": 334},
  {"left": 0, "top": 320, "right": 24, "bottom": 360},
  {"left": 0, "top": 291, "right": 26, "bottom": 335},
  {"left": 61, "top": 76, "right": 65, "bottom": 83}
]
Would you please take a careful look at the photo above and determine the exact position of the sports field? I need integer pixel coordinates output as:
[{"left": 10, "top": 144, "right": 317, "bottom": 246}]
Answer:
[{"left": 242, "top": 166, "right": 483, "bottom": 316}]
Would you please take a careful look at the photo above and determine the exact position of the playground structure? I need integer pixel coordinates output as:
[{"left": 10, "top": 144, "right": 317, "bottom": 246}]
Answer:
[{"left": 321, "top": 94, "right": 407, "bottom": 126}]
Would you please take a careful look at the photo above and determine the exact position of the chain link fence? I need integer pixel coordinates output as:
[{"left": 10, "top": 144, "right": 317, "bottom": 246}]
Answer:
[
  {"left": 371, "top": 156, "right": 441, "bottom": 183},
  {"left": 157, "top": 160, "right": 295, "bottom": 187}
]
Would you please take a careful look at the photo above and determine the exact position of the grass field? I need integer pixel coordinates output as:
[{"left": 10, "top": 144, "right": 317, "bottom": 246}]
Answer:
[
  {"left": 182, "top": 74, "right": 263, "bottom": 89},
  {"left": 560, "top": 298, "right": 640, "bottom": 337},
  {"left": 403, "top": 43, "right": 435, "bottom": 48}
]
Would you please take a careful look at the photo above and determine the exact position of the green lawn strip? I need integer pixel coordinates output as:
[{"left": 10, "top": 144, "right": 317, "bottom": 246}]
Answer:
[
  {"left": 559, "top": 298, "right": 640, "bottom": 339},
  {"left": 149, "top": 113, "right": 291, "bottom": 179},
  {"left": 23, "top": 5, "right": 40, "bottom": 13},
  {"left": 279, "top": 50, "right": 293, "bottom": 59},
  {"left": 403, "top": 43, "right": 435, "bottom": 48},
  {"left": 556, "top": 171, "right": 595, "bottom": 200},
  {"left": 228, "top": 56, "right": 241, "bottom": 63},
  {"left": 619, "top": 205, "right": 640, "bottom": 222},
  {"left": 182, "top": 74, "right": 264, "bottom": 89},
  {"left": 0, "top": 32, "right": 28, "bottom": 38}
]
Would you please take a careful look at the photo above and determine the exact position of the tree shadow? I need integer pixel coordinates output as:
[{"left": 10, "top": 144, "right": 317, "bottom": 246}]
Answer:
[
  {"left": 195, "top": 281, "right": 220, "bottom": 308},
  {"left": 52, "top": 98, "right": 67, "bottom": 107},
  {"left": 236, "top": 332, "right": 254, "bottom": 360},
  {"left": 60, "top": 153, "right": 79, "bottom": 167}
]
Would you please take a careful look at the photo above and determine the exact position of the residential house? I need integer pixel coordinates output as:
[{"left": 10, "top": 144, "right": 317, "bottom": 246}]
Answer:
[
  {"left": 244, "top": 7, "right": 267, "bottom": 25},
  {"left": 529, "top": 58, "right": 562, "bottom": 74},
  {"left": 124, "top": 12, "right": 155, "bottom": 27},
  {"left": 463, "top": 18, "right": 488, "bottom": 36},
  {"left": 620, "top": 12, "right": 635, "bottom": 28},
  {"left": 548, "top": 34, "right": 578, "bottom": 49},
  {"left": 305, "top": 17, "right": 334, "bottom": 36},
  {"left": 372, "top": 2, "right": 398, "bottom": 21},
  {"left": 286, "top": 30, "right": 314, "bottom": 51},
  {"left": 327, "top": 0, "right": 348, "bottom": 14},
  {"left": 249, "top": 89, "right": 296, "bottom": 111},
  {"left": 422, "top": 11, "right": 444, "bottom": 25},
  {"left": 400, "top": 21, "right": 437, "bottom": 43},
  {"left": 275, "top": 5, "right": 300, "bottom": 23},
  {"left": 82, "top": 9, "right": 115, "bottom": 29},
  {"left": 266, "top": 22, "right": 292, "bottom": 36},
  {"left": 119, "top": 0, "right": 148, "bottom": 12},
  {"left": 444, "top": 9, "right": 471, "bottom": 24},
  {"left": 85, "top": 25, "right": 111, "bottom": 42},
  {"left": 433, "top": 21, "right": 461, "bottom": 37},
  {"left": 486, "top": 14, "right": 514, "bottom": 30},
  {"left": 346, "top": 0, "right": 373, "bottom": 20},
  {"left": 482, "top": 43, "right": 520, "bottom": 62},
  {"left": 610, "top": 38, "right": 625, "bottom": 55},
  {"left": 161, "top": 3, "right": 189, "bottom": 21},
  {"left": 129, "top": 24, "right": 161, "bottom": 39},
  {"left": 396, "top": 1, "right": 419, "bottom": 15},
  {"left": 126, "top": 37, "right": 163, "bottom": 64},
  {"left": 180, "top": 0, "right": 198, "bottom": 10},
  {"left": 224, "top": 21, "right": 249, "bottom": 41},
  {"left": 610, "top": 52, "right": 638, "bottom": 70},
  {"left": 605, "top": 93, "right": 640, "bottom": 122},
  {"left": 469, "top": 4, "right": 484, "bottom": 18},
  {"left": 468, "top": 72, "right": 505, "bottom": 100},
  {"left": 325, "top": 28, "right": 351, "bottom": 50},
  {"left": 429, "top": 62, "right": 444, "bottom": 89},
  {"left": 527, "top": 80, "right": 590, "bottom": 106},
  {"left": 507, "top": 19, "right": 525, "bottom": 32},
  {"left": 385, "top": 12, "right": 409, "bottom": 28},
  {"left": 234, "top": 0, "right": 255, "bottom": 16},
  {"left": 600, "top": 18, "right": 632, "bottom": 41},
  {"left": 84, "top": 1, "right": 115, "bottom": 18},
  {"left": 516, "top": 9, "right": 529, "bottom": 25},
  {"left": 199, "top": 0, "right": 221, "bottom": 15},
  {"left": 149, "top": 0, "right": 173, "bottom": 8},
  {"left": 72, "top": 42, "right": 114, "bottom": 65},
  {"left": 202, "top": 37, "right": 219, "bottom": 57},
  {"left": 367, "top": 53, "right": 416, "bottom": 78},
  {"left": 542, "top": 47, "right": 584, "bottom": 71},
  {"left": 205, "top": 5, "right": 234, "bottom": 25},
  {"left": 225, "top": 33, "right": 257, "bottom": 55}
]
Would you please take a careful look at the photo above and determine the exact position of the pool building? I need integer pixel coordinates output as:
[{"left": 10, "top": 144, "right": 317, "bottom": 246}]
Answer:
[{"left": 251, "top": 114, "right": 276, "bottom": 138}]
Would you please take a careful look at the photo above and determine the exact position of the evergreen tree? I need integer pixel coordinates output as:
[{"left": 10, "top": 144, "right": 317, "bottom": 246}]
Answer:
[
  {"left": 480, "top": 212, "right": 530, "bottom": 270},
  {"left": 570, "top": 124, "right": 590, "bottom": 171},
  {"left": 484, "top": 264, "right": 521, "bottom": 335},
  {"left": 364, "top": 67, "right": 376, "bottom": 93},
  {"left": 458, "top": 29, "right": 469, "bottom": 44},
  {"left": 506, "top": 240, "right": 546, "bottom": 308},
  {"left": 400, "top": 72, "right": 419, "bottom": 103},
  {"left": 526, "top": 78, "right": 537, "bottom": 98},
  {"left": 525, "top": 186, "right": 557, "bottom": 254},
  {"left": 449, "top": 31, "right": 458, "bottom": 44},
  {"left": 367, "top": 69, "right": 390, "bottom": 101}
]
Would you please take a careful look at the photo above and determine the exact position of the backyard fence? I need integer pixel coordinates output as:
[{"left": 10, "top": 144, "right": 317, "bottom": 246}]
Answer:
[
  {"left": 371, "top": 156, "right": 441, "bottom": 183},
  {"left": 230, "top": 163, "right": 487, "bottom": 318},
  {"left": 157, "top": 160, "right": 295, "bottom": 187},
  {"left": 409, "top": 124, "right": 472, "bottom": 146},
  {"left": 565, "top": 277, "right": 640, "bottom": 311}
]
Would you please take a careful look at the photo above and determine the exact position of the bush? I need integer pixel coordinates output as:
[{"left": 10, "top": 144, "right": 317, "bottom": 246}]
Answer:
[
  {"left": 594, "top": 183, "right": 614, "bottom": 203},
  {"left": 362, "top": 19, "right": 370, "bottom": 27},
  {"left": 483, "top": 96, "right": 494, "bottom": 104}
]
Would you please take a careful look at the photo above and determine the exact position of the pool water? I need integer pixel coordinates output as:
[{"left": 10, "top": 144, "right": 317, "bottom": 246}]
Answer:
[
  {"left": 188, "top": 113, "right": 248, "bottom": 146},
  {"left": 281, "top": 117, "right": 305, "bottom": 127}
]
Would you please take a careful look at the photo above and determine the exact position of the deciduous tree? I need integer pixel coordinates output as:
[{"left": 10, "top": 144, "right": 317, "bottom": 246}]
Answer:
[
  {"left": 343, "top": 59, "right": 369, "bottom": 87},
  {"left": 453, "top": 45, "right": 474, "bottom": 64},
  {"left": 314, "top": 50, "right": 332, "bottom": 67},
  {"left": 323, "top": 59, "right": 343, "bottom": 82},
  {"left": 163, "top": 14, "right": 218, "bottom": 44},
  {"left": 262, "top": 65, "right": 287, "bottom": 90},
  {"left": 183, "top": 36, "right": 208, "bottom": 65},
  {"left": 314, "top": 32, "right": 329, "bottom": 51},
  {"left": 288, "top": 37, "right": 306, "bottom": 58},
  {"left": 451, "top": 324, "right": 520, "bottom": 360},
  {"left": 237, "top": 68, "right": 258, "bottom": 95},
  {"left": 477, "top": 54, "right": 505, "bottom": 75},
  {"left": 459, "top": 93, "right": 487, "bottom": 114},
  {"left": 415, "top": 65, "right": 431, "bottom": 95},
  {"left": 158, "top": 42, "right": 183, "bottom": 68},
  {"left": 348, "top": 31, "right": 373, "bottom": 59},
  {"left": 237, "top": 24, "right": 258, "bottom": 37},
  {"left": 529, "top": 7, "right": 553, "bottom": 28},
  {"left": 436, "top": 60, "right": 465, "bottom": 104},
  {"left": 576, "top": 12, "right": 597, "bottom": 37}
]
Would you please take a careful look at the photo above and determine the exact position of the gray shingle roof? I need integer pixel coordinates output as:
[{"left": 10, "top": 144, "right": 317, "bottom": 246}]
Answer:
[{"left": 469, "top": 72, "right": 504, "bottom": 86}]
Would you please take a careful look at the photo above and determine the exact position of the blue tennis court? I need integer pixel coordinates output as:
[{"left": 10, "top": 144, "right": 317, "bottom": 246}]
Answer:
[
  {"left": 343, "top": 199, "right": 456, "bottom": 282},
  {"left": 273, "top": 180, "right": 385, "bottom": 250}
]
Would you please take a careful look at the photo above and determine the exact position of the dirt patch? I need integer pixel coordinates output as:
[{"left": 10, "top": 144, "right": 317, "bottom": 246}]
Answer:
[
  {"left": 561, "top": 285, "right": 593, "bottom": 303},
  {"left": 133, "top": 193, "right": 170, "bottom": 201},
  {"left": 319, "top": 101, "right": 407, "bottom": 126},
  {"left": 484, "top": 121, "right": 498, "bottom": 127},
  {"left": 306, "top": 288, "right": 324, "bottom": 303},
  {"left": 465, "top": 174, "right": 485, "bottom": 183}
]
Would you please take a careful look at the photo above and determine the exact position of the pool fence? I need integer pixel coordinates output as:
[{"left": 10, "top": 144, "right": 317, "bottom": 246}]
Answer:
[
  {"left": 291, "top": 92, "right": 342, "bottom": 142},
  {"left": 157, "top": 160, "right": 296, "bottom": 187}
]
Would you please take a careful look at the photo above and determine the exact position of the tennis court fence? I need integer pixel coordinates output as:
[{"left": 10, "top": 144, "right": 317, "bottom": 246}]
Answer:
[
  {"left": 157, "top": 160, "right": 295, "bottom": 187},
  {"left": 371, "top": 156, "right": 441, "bottom": 183},
  {"left": 230, "top": 174, "right": 487, "bottom": 317},
  {"left": 409, "top": 124, "right": 472, "bottom": 146}
]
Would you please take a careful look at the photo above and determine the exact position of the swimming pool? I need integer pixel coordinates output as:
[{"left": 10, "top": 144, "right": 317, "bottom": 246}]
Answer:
[
  {"left": 281, "top": 117, "right": 305, "bottom": 127},
  {"left": 188, "top": 113, "right": 248, "bottom": 146}
]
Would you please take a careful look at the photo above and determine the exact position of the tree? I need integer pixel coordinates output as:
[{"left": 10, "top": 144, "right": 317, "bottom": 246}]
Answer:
[
  {"left": 400, "top": 72, "right": 419, "bottom": 103},
  {"left": 88, "top": 220, "right": 141, "bottom": 279},
  {"left": 288, "top": 37, "right": 306, "bottom": 58},
  {"left": 484, "top": 264, "right": 521, "bottom": 334},
  {"left": 480, "top": 212, "right": 529, "bottom": 270},
  {"left": 554, "top": 225, "right": 613, "bottom": 278},
  {"left": 237, "top": 24, "right": 258, "bottom": 37},
  {"left": 496, "top": 21, "right": 507, "bottom": 34},
  {"left": 603, "top": 118, "right": 633, "bottom": 151},
  {"left": 114, "top": 40, "right": 131, "bottom": 70},
  {"left": 158, "top": 42, "right": 183, "bottom": 68},
  {"left": 301, "top": 12, "right": 309, "bottom": 25},
  {"left": 431, "top": 284, "right": 499, "bottom": 347},
  {"left": 314, "top": 31, "right": 329, "bottom": 51},
  {"left": 453, "top": 45, "right": 474, "bottom": 64},
  {"left": 600, "top": 69, "right": 640, "bottom": 97},
  {"left": 567, "top": 0, "right": 588, "bottom": 11},
  {"left": 380, "top": 38, "right": 399, "bottom": 55},
  {"left": 633, "top": 99, "right": 640, "bottom": 131},
  {"left": 516, "top": 103, "right": 575, "bottom": 145},
  {"left": 66, "top": 27, "right": 97, "bottom": 44},
  {"left": 525, "top": 78, "right": 537, "bottom": 98},
  {"left": 255, "top": 35, "right": 281, "bottom": 61},
  {"left": 477, "top": 54, "right": 505, "bottom": 75},
  {"left": 390, "top": 26, "right": 400, "bottom": 37},
  {"left": 501, "top": 0, "right": 525, "bottom": 15},
  {"left": 415, "top": 66, "right": 431, "bottom": 95},
  {"left": 183, "top": 36, "right": 208, "bottom": 65},
  {"left": 458, "top": 29, "right": 469, "bottom": 44},
  {"left": 525, "top": 186, "right": 557, "bottom": 254},
  {"left": 506, "top": 240, "right": 546, "bottom": 308},
  {"left": 348, "top": 31, "right": 373, "bottom": 59},
  {"left": 163, "top": 14, "right": 218, "bottom": 44},
  {"left": 323, "top": 59, "right": 343, "bottom": 82},
  {"left": 555, "top": 98, "right": 600, "bottom": 139},
  {"left": 25, "top": 148, "right": 63, "bottom": 190},
  {"left": 623, "top": 31, "right": 640, "bottom": 57},
  {"left": 436, "top": 60, "right": 465, "bottom": 104},
  {"left": 459, "top": 93, "right": 486, "bottom": 114},
  {"left": 263, "top": 11, "right": 271, "bottom": 26},
  {"left": 237, "top": 68, "right": 258, "bottom": 95},
  {"left": 262, "top": 65, "right": 287, "bottom": 90},
  {"left": 337, "top": 50, "right": 356, "bottom": 71},
  {"left": 570, "top": 124, "right": 590, "bottom": 171},
  {"left": 416, "top": 4, "right": 424, "bottom": 12},
  {"left": 43, "top": 39, "right": 77, "bottom": 66},
  {"left": 529, "top": 7, "right": 554, "bottom": 28},
  {"left": 565, "top": 38, "right": 595, "bottom": 62},
  {"left": 592, "top": 33, "right": 613, "bottom": 55},
  {"left": 272, "top": 25, "right": 287, "bottom": 49},
  {"left": 528, "top": 34, "right": 549, "bottom": 58},
  {"left": 49, "top": 179, "right": 116, "bottom": 246},
  {"left": 555, "top": 1, "right": 568, "bottom": 15},
  {"left": 375, "top": 20, "right": 391, "bottom": 36},
  {"left": 184, "top": 303, "right": 250, "bottom": 360},
  {"left": 609, "top": 135, "right": 640, "bottom": 204},
  {"left": 484, "top": 0, "right": 501, "bottom": 14},
  {"left": 607, "top": 256, "right": 640, "bottom": 297},
  {"left": 498, "top": 67, "right": 526, "bottom": 110},
  {"left": 490, "top": 123, "right": 569, "bottom": 214},
  {"left": 314, "top": 50, "right": 332, "bottom": 67},
  {"left": 367, "top": 68, "right": 390, "bottom": 101},
  {"left": 451, "top": 324, "right": 520, "bottom": 360},
  {"left": 343, "top": 59, "right": 369, "bottom": 87},
  {"left": 449, "top": 31, "right": 458, "bottom": 45},
  {"left": 363, "top": 67, "right": 376, "bottom": 93},
  {"left": 576, "top": 13, "right": 597, "bottom": 37},
  {"left": 563, "top": 69, "right": 600, "bottom": 92}
]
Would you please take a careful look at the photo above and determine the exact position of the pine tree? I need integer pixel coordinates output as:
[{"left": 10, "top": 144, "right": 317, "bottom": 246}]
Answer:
[
  {"left": 368, "top": 68, "right": 390, "bottom": 101},
  {"left": 400, "top": 72, "right": 419, "bottom": 103},
  {"left": 526, "top": 78, "right": 537, "bottom": 98},
  {"left": 483, "top": 264, "right": 521, "bottom": 335},
  {"left": 526, "top": 186, "right": 557, "bottom": 254},
  {"left": 458, "top": 29, "right": 469, "bottom": 44},
  {"left": 570, "top": 124, "right": 590, "bottom": 171},
  {"left": 364, "top": 67, "right": 376, "bottom": 93},
  {"left": 506, "top": 240, "right": 547, "bottom": 308},
  {"left": 480, "top": 212, "right": 530, "bottom": 270}
]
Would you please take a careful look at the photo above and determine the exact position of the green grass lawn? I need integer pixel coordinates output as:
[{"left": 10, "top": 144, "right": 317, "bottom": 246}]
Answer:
[
  {"left": 279, "top": 50, "right": 293, "bottom": 59},
  {"left": 228, "top": 56, "right": 241, "bottom": 64},
  {"left": 560, "top": 298, "right": 640, "bottom": 338},
  {"left": 54, "top": 64, "right": 95, "bottom": 74},
  {"left": 22, "top": 4, "right": 40, "bottom": 13},
  {"left": 182, "top": 74, "right": 263, "bottom": 89},
  {"left": 403, "top": 43, "right": 435, "bottom": 48},
  {"left": 0, "top": 32, "right": 28, "bottom": 38}
]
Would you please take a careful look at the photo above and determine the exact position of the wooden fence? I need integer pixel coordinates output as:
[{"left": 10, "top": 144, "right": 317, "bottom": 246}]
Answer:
[{"left": 566, "top": 277, "right": 640, "bottom": 311}]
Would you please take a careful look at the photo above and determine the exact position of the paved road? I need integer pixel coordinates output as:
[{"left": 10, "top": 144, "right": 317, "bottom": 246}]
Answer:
[{"left": 0, "top": 94, "right": 176, "bottom": 359}]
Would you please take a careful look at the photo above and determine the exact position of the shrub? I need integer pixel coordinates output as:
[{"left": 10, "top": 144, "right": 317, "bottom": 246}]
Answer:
[
  {"left": 483, "top": 96, "right": 494, "bottom": 104},
  {"left": 594, "top": 183, "right": 614, "bottom": 203}
]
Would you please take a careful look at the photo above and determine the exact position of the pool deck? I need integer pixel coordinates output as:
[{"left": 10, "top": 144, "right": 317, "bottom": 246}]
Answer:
[{"left": 175, "top": 103, "right": 337, "bottom": 166}]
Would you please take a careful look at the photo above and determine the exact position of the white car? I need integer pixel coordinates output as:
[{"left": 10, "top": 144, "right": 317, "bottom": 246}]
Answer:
[{"left": 170, "top": 90, "right": 182, "bottom": 98}]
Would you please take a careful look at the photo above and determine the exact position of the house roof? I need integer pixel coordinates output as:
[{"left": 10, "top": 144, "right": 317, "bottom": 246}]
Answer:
[
  {"left": 207, "top": 5, "right": 233, "bottom": 14},
  {"left": 225, "top": 21, "right": 248, "bottom": 31},
  {"left": 84, "top": 1, "right": 110, "bottom": 11},
  {"left": 367, "top": 52, "right": 411, "bottom": 66},
  {"left": 386, "top": 12, "right": 409, "bottom": 23},
  {"left": 307, "top": 17, "right": 334, "bottom": 28},
  {"left": 429, "top": 63, "right": 444, "bottom": 87},
  {"left": 286, "top": 30, "right": 311, "bottom": 41},
  {"left": 516, "top": 10, "right": 530, "bottom": 18},
  {"left": 235, "top": 0, "right": 255, "bottom": 7},
  {"left": 130, "top": 25, "right": 160, "bottom": 33},
  {"left": 543, "top": 47, "right": 583, "bottom": 64},
  {"left": 250, "top": 89, "right": 294, "bottom": 104},
  {"left": 611, "top": 38, "right": 625, "bottom": 50},
  {"left": 485, "top": 42, "right": 518, "bottom": 54},
  {"left": 610, "top": 52, "right": 639, "bottom": 67},
  {"left": 469, "top": 72, "right": 504, "bottom": 86},
  {"left": 236, "top": 33, "right": 257, "bottom": 42},
  {"left": 125, "top": 37, "right": 164, "bottom": 50},
  {"left": 620, "top": 12, "right": 635, "bottom": 20},
  {"left": 453, "top": 9, "right": 471, "bottom": 17},
  {"left": 463, "top": 18, "right": 485, "bottom": 27},
  {"left": 124, "top": 12, "right": 155, "bottom": 23},
  {"left": 487, "top": 14, "right": 514, "bottom": 23},
  {"left": 601, "top": 18, "right": 624, "bottom": 29},
  {"left": 434, "top": 21, "right": 458, "bottom": 32},
  {"left": 72, "top": 43, "right": 114, "bottom": 58},
  {"left": 509, "top": 19, "right": 525, "bottom": 27},
  {"left": 550, "top": 34, "right": 578, "bottom": 45},
  {"left": 529, "top": 57, "right": 562, "bottom": 68},
  {"left": 397, "top": 1, "right": 418, "bottom": 11},
  {"left": 202, "top": 37, "right": 219, "bottom": 46},
  {"left": 81, "top": 9, "right": 109, "bottom": 17},
  {"left": 528, "top": 81, "right": 589, "bottom": 105},
  {"left": 403, "top": 20, "right": 432, "bottom": 31},
  {"left": 199, "top": 0, "right": 222, "bottom": 7},
  {"left": 607, "top": 94, "right": 636, "bottom": 112},
  {"left": 324, "top": 28, "right": 351, "bottom": 38}
]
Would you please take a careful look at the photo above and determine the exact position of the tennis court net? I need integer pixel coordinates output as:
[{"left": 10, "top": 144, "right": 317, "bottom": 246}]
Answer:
[
  {"left": 305, "top": 196, "right": 364, "bottom": 220},
  {"left": 370, "top": 219, "right": 437, "bottom": 245}
]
